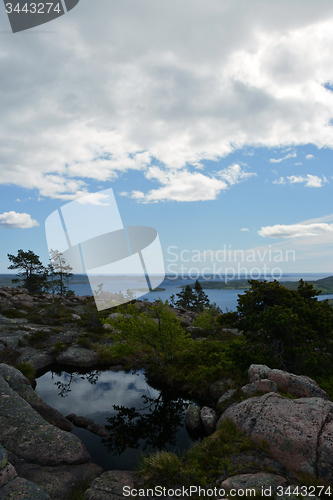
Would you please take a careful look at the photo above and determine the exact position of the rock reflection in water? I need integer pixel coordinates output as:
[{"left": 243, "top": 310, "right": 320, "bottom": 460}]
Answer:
[{"left": 35, "top": 367, "right": 193, "bottom": 470}]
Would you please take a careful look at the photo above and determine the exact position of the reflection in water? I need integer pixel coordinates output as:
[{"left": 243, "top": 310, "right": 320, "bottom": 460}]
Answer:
[
  {"left": 35, "top": 367, "right": 194, "bottom": 470},
  {"left": 104, "top": 392, "right": 187, "bottom": 455},
  {"left": 52, "top": 370, "right": 101, "bottom": 397}
]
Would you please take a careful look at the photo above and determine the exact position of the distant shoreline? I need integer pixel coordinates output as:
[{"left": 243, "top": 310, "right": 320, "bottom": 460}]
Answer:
[{"left": 177, "top": 275, "right": 333, "bottom": 295}]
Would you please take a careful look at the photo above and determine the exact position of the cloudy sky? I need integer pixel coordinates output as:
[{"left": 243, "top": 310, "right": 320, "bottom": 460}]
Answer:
[{"left": 0, "top": 0, "right": 332, "bottom": 276}]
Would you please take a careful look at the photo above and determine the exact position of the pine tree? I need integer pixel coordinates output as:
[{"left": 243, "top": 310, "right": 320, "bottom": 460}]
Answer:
[{"left": 8, "top": 249, "right": 47, "bottom": 293}]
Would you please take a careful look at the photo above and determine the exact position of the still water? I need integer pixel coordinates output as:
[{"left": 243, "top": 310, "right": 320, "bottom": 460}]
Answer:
[{"left": 35, "top": 367, "right": 194, "bottom": 471}]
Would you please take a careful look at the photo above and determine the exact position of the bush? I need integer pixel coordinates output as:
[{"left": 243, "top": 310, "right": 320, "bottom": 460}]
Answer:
[{"left": 104, "top": 301, "right": 194, "bottom": 366}]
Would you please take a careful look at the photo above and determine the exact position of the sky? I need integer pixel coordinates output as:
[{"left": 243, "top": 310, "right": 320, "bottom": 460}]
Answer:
[{"left": 0, "top": 0, "right": 333, "bottom": 278}]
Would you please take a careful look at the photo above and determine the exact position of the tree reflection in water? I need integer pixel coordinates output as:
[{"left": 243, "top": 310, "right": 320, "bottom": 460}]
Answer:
[
  {"left": 51, "top": 369, "right": 101, "bottom": 397},
  {"left": 103, "top": 391, "right": 188, "bottom": 455}
]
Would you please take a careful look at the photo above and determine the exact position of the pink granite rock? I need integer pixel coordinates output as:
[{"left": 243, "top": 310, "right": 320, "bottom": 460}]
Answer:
[
  {"left": 221, "top": 472, "right": 287, "bottom": 491},
  {"left": 248, "top": 364, "right": 328, "bottom": 399},
  {"left": 200, "top": 406, "right": 217, "bottom": 435},
  {"left": 241, "top": 379, "right": 277, "bottom": 395},
  {"left": 218, "top": 393, "right": 333, "bottom": 482}
]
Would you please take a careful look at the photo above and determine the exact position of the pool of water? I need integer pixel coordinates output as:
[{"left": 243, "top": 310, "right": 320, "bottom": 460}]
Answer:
[{"left": 35, "top": 366, "right": 195, "bottom": 471}]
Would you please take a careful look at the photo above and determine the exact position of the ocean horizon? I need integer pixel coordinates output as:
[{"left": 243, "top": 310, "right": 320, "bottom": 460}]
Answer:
[{"left": 1, "top": 272, "right": 332, "bottom": 312}]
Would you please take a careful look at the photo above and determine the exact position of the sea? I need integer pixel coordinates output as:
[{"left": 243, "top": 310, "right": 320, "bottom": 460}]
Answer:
[
  {"left": 69, "top": 273, "right": 333, "bottom": 312},
  {"left": 1, "top": 272, "right": 332, "bottom": 312}
]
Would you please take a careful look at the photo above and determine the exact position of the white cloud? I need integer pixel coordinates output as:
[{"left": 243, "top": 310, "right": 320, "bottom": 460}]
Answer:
[
  {"left": 215, "top": 163, "right": 257, "bottom": 185},
  {"left": 258, "top": 223, "right": 333, "bottom": 238},
  {"left": 126, "top": 168, "right": 228, "bottom": 203},
  {"left": 295, "top": 162, "right": 302, "bottom": 165},
  {"left": 288, "top": 174, "right": 325, "bottom": 187},
  {"left": 0, "top": 212, "right": 39, "bottom": 229},
  {"left": 306, "top": 154, "right": 314, "bottom": 159},
  {"left": 273, "top": 177, "right": 286, "bottom": 185},
  {"left": 273, "top": 174, "right": 327, "bottom": 187},
  {"left": 240, "top": 227, "right": 249, "bottom": 232},
  {"left": 124, "top": 163, "right": 256, "bottom": 202},
  {"left": 269, "top": 153, "right": 297, "bottom": 163},
  {"left": 2, "top": 2, "right": 333, "bottom": 199}
]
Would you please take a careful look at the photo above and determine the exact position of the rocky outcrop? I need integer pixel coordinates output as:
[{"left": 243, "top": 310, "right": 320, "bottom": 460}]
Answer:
[
  {"left": 0, "top": 365, "right": 104, "bottom": 499},
  {"left": 0, "top": 364, "right": 72, "bottom": 431},
  {"left": 218, "top": 393, "right": 333, "bottom": 482},
  {"left": 248, "top": 364, "right": 329, "bottom": 399},
  {"left": 0, "top": 374, "right": 90, "bottom": 466}
]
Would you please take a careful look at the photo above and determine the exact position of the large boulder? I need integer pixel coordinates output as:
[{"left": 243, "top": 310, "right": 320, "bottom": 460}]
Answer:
[
  {"left": 200, "top": 406, "right": 217, "bottom": 435},
  {"left": 218, "top": 393, "right": 333, "bottom": 482},
  {"left": 184, "top": 404, "right": 201, "bottom": 430},
  {"left": 248, "top": 364, "right": 328, "bottom": 399},
  {"left": 0, "top": 375, "right": 90, "bottom": 466}
]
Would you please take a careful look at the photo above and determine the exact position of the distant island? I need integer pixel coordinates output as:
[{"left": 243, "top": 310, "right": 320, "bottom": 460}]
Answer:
[{"left": 178, "top": 275, "right": 333, "bottom": 295}]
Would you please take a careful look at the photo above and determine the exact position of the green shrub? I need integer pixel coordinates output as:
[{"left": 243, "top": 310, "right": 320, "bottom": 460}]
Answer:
[
  {"left": 193, "top": 308, "right": 219, "bottom": 335},
  {"left": 137, "top": 451, "right": 183, "bottom": 485},
  {"left": 104, "top": 301, "right": 194, "bottom": 366}
]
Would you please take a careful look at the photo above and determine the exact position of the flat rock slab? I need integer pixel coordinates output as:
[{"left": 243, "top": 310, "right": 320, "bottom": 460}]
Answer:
[
  {"left": 56, "top": 346, "right": 99, "bottom": 367},
  {"left": 219, "top": 393, "right": 333, "bottom": 481},
  {"left": 0, "top": 375, "right": 90, "bottom": 466},
  {"left": 84, "top": 471, "right": 135, "bottom": 500}
]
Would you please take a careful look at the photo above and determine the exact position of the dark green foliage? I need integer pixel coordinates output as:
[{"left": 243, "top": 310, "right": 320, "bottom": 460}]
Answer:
[
  {"left": 170, "top": 281, "right": 210, "bottom": 312},
  {"left": 237, "top": 279, "right": 333, "bottom": 375},
  {"left": 7, "top": 249, "right": 47, "bottom": 293},
  {"left": 137, "top": 419, "right": 265, "bottom": 489},
  {"left": 104, "top": 301, "right": 193, "bottom": 366}
]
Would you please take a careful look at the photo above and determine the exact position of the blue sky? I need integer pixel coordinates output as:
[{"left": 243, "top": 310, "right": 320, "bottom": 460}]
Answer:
[{"left": 0, "top": 0, "right": 333, "bottom": 277}]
